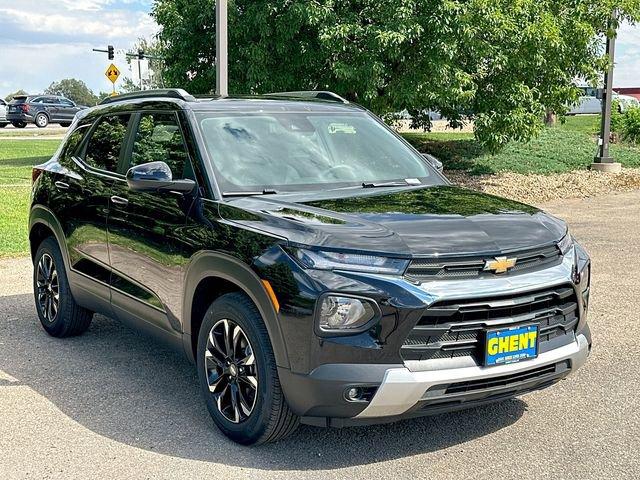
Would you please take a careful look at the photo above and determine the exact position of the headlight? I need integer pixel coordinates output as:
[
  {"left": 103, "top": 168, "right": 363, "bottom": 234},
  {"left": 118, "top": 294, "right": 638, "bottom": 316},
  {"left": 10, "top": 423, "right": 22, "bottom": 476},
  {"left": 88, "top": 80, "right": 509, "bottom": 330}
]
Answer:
[
  {"left": 558, "top": 233, "right": 573, "bottom": 255},
  {"left": 317, "top": 295, "right": 378, "bottom": 334},
  {"left": 294, "top": 248, "right": 409, "bottom": 274}
]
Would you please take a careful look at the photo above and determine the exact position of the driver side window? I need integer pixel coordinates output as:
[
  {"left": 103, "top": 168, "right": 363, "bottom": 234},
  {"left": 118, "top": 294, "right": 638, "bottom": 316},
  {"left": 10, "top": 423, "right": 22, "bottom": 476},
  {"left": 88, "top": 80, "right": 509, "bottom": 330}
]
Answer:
[{"left": 130, "top": 112, "right": 194, "bottom": 180}]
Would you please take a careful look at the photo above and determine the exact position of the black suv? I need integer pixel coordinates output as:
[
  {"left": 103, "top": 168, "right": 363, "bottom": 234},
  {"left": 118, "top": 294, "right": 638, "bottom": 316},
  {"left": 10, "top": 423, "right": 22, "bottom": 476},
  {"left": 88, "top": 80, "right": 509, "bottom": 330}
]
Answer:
[
  {"left": 29, "top": 89, "right": 591, "bottom": 445},
  {"left": 7, "top": 95, "right": 86, "bottom": 128}
]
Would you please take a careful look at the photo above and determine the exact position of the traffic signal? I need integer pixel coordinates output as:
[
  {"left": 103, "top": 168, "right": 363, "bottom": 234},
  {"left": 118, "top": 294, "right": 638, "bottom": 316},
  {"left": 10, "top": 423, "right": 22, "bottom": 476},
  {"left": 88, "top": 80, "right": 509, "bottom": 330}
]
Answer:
[
  {"left": 108, "top": 45, "right": 114, "bottom": 60},
  {"left": 138, "top": 49, "right": 144, "bottom": 60}
]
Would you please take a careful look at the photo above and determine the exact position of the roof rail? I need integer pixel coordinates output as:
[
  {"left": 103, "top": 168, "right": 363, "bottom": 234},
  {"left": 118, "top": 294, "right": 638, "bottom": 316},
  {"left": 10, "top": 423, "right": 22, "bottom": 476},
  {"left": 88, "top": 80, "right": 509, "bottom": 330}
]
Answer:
[
  {"left": 99, "top": 89, "right": 196, "bottom": 105},
  {"left": 264, "top": 91, "right": 349, "bottom": 104}
]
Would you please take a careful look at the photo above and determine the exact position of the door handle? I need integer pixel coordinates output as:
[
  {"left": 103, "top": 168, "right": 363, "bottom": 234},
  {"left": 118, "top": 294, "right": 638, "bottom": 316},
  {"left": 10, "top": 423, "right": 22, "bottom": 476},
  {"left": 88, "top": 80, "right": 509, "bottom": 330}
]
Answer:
[
  {"left": 110, "top": 195, "right": 129, "bottom": 206},
  {"left": 54, "top": 181, "right": 69, "bottom": 190}
]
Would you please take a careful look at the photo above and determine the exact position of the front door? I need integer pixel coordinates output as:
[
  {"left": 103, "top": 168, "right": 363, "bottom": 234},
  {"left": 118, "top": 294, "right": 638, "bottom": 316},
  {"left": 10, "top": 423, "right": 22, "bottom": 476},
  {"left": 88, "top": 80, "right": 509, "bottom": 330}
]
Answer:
[
  {"left": 58, "top": 98, "right": 79, "bottom": 122},
  {"left": 107, "top": 111, "right": 198, "bottom": 335}
]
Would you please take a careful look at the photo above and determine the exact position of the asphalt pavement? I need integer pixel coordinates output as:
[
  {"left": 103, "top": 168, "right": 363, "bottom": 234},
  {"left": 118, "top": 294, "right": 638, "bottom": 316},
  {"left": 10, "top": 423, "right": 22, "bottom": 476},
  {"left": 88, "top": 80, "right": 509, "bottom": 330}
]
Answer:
[{"left": 1, "top": 190, "right": 639, "bottom": 480}]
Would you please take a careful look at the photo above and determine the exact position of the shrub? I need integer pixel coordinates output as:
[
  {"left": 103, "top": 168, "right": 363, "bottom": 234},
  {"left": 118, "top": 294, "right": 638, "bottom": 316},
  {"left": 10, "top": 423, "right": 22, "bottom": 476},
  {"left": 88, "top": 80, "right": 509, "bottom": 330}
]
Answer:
[{"left": 620, "top": 106, "right": 640, "bottom": 144}]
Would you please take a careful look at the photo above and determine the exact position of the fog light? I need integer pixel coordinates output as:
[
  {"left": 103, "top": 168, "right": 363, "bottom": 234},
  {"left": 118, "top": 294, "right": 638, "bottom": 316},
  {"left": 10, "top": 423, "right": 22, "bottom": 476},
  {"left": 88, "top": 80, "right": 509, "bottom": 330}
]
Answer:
[
  {"left": 346, "top": 387, "right": 361, "bottom": 401},
  {"left": 319, "top": 295, "right": 376, "bottom": 332},
  {"left": 344, "top": 386, "right": 377, "bottom": 402}
]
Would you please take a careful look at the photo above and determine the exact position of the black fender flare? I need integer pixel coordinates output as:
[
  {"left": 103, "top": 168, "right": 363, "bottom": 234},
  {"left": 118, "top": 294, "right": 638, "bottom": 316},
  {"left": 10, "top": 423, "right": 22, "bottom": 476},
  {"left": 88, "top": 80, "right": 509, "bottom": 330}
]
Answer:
[
  {"left": 29, "top": 205, "right": 70, "bottom": 269},
  {"left": 182, "top": 251, "right": 290, "bottom": 369}
]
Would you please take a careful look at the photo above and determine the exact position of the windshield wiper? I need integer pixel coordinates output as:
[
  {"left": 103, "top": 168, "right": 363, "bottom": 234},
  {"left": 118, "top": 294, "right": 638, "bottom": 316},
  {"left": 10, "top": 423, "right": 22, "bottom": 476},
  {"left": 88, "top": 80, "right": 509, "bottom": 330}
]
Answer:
[
  {"left": 223, "top": 189, "right": 279, "bottom": 197},
  {"left": 362, "top": 181, "right": 412, "bottom": 188}
]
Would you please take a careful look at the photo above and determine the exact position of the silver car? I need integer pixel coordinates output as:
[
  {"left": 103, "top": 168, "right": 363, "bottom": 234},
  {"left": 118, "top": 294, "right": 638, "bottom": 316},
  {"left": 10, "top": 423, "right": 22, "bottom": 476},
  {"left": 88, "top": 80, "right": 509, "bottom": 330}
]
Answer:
[
  {"left": 0, "top": 99, "right": 8, "bottom": 127},
  {"left": 568, "top": 92, "right": 640, "bottom": 115}
]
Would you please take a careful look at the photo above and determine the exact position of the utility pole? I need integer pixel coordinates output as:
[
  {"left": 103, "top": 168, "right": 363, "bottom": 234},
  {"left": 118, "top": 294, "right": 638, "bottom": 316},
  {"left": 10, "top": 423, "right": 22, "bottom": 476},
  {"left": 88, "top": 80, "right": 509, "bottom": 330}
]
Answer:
[
  {"left": 592, "top": 10, "right": 621, "bottom": 172},
  {"left": 216, "top": 0, "right": 228, "bottom": 97}
]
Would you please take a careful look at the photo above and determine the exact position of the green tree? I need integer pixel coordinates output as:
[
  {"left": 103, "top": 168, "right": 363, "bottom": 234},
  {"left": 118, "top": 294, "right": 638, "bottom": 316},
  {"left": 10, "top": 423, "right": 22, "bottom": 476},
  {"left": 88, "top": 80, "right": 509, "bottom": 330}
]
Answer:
[
  {"left": 45, "top": 79, "right": 99, "bottom": 106},
  {"left": 4, "top": 89, "right": 28, "bottom": 102},
  {"left": 152, "top": 0, "right": 640, "bottom": 150}
]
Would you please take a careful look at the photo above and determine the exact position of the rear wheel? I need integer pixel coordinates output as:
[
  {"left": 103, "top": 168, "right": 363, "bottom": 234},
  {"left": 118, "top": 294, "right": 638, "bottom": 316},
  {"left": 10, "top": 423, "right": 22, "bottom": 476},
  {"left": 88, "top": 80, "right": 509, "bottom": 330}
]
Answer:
[
  {"left": 12, "top": 121, "right": 26, "bottom": 128},
  {"left": 0, "top": 123, "right": 7, "bottom": 128},
  {"left": 197, "top": 293, "right": 298, "bottom": 445},
  {"left": 60, "top": 122, "right": 71, "bottom": 128},
  {"left": 35, "top": 113, "right": 49, "bottom": 128},
  {"left": 34, "top": 237, "right": 92, "bottom": 337}
]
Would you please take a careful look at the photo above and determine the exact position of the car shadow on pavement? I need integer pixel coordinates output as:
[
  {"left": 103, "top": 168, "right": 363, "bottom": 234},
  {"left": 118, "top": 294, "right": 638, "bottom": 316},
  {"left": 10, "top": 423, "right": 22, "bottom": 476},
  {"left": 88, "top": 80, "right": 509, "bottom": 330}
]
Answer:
[{"left": 0, "top": 293, "right": 526, "bottom": 470}]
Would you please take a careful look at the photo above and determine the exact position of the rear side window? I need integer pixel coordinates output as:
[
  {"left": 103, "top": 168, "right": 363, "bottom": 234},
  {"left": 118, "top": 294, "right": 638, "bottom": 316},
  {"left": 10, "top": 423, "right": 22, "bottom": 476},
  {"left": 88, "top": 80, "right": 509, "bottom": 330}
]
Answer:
[
  {"left": 60, "top": 125, "right": 90, "bottom": 166},
  {"left": 129, "top": 112, "right": 193, "bottom": 179},
  {"left": 84, "top": 114, "right": 131, "bottom": 172}
]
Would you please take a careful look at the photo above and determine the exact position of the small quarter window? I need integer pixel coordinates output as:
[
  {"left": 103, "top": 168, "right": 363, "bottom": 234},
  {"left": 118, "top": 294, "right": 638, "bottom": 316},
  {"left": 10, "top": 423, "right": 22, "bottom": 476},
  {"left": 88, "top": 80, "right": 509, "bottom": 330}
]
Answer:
[{"left": 60, "top": 124, "right": 90, "bottom": 166}]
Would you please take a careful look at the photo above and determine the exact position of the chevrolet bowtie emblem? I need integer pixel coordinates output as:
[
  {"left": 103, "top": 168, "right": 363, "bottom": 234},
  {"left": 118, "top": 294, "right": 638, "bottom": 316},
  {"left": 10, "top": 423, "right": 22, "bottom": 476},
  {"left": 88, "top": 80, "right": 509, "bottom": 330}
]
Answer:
[{"left": 484, "top": 256, "right": 517, "bottom": 274}]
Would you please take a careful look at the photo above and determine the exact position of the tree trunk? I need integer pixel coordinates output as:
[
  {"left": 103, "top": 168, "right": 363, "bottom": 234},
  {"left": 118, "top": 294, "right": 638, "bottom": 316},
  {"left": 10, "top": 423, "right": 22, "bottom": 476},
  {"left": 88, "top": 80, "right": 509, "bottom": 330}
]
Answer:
[{"left": 545, "top": 110, "right": 557, "bottom": 126}]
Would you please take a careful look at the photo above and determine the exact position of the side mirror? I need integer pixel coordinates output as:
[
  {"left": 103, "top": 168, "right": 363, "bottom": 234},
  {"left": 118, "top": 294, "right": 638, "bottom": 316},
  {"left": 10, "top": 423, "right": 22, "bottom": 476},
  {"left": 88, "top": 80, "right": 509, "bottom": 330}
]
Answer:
[
  {"left": 422, "top": 153, "right": 444, "bottom": 173},
  {"left": 126, "top": 161, "right": 196, "bottom": 193}
]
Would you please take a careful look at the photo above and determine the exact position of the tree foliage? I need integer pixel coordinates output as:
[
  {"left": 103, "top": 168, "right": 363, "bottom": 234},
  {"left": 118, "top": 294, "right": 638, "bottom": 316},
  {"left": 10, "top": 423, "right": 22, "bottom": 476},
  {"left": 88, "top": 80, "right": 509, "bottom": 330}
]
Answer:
[
  {"left": 44, "top": 78, "right": 100, "bottom": 106},
  {"left": 153, "top": 0, "right": 640, "bottom": 150}
]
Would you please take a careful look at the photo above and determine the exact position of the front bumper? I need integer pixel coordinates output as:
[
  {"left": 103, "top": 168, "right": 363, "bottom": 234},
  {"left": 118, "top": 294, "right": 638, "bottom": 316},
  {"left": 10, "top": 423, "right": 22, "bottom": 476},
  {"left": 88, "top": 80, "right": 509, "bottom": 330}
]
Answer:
[{"left": 356, "top": 332, "right": 589, "bottom": 419}]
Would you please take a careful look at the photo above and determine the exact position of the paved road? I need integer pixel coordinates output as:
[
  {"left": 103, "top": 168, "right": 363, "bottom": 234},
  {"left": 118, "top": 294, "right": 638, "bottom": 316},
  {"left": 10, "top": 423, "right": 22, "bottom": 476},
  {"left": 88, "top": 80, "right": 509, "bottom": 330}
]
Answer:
[{"left": 1, "top": 191, "right": 639, "bottom": 480}]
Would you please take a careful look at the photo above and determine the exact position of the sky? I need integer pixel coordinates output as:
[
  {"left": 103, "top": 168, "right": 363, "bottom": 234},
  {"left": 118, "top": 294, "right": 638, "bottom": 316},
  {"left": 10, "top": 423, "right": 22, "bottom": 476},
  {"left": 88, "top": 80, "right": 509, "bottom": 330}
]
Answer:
[{"left": 1, "top": 1, "right": 640, "bottom": 99}]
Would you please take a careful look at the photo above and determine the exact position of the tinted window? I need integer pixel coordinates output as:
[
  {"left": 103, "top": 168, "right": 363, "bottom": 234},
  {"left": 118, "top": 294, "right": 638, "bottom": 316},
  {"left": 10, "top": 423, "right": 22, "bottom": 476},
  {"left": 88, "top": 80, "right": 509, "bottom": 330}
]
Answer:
[
  {"left": 60, "top": 125, "right": 90, "bottom": 167},
  {"left": 60, "top": 99, "right": 74, "bottom": 107},
  {"left": 46, "top": 98, "right": 60, "bottom": 104},
  {"left": 84, "top": 114, "right": 131, "bottom": 172},
  {"left": 198, "top": 112, "right": 433, "bottom": 193},
  {"left": 31, "top": 97, "right": 45, "bottom": 104},
  {"left": 130, "top": 113, "right": 192, "bottom": 179}
]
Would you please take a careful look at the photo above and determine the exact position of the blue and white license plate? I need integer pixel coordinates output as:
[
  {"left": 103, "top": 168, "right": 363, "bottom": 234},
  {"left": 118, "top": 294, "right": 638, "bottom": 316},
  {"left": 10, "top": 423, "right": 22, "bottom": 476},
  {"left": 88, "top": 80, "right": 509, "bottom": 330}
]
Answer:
[{"left": 485, "top": 324, "right": 539, "bottom": 366}]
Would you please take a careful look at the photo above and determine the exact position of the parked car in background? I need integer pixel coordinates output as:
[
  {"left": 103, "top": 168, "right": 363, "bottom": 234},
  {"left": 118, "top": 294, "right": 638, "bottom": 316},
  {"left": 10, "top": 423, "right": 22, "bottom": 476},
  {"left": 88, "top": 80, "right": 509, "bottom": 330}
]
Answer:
[
  {"left": 6, "top": 95, "right": 87, "bottom": 128},
  {"left": 567, "top": 89, "right": 640, "bottom": 115},
  {"left": 0, "top": 98, "right": 8, "bottom": 127}
]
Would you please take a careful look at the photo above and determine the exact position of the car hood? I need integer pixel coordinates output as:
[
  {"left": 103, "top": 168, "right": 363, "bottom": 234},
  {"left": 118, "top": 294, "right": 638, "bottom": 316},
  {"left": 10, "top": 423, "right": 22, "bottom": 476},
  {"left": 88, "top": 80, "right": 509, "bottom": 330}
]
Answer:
[{"left": 219, "top": 186, "right": 567, "bottom": 257}]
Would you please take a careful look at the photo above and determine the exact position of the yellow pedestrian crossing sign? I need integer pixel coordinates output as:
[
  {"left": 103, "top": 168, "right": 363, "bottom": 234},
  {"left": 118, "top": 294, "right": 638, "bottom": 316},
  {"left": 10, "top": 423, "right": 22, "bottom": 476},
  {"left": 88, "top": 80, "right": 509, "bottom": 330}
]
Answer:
[{"left": 105, "top": 64, "right": 120, "bottom": 84}]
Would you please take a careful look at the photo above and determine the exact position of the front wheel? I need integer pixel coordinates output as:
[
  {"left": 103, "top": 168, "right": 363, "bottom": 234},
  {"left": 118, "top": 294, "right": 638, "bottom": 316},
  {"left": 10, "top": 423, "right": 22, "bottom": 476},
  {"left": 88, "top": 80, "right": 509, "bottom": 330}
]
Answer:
[
  {"left": 196, "top": 292, "right": 298, "bottom": 445},
  {"left": 12, "top": 121, "right": 26, "bottom": 128}
]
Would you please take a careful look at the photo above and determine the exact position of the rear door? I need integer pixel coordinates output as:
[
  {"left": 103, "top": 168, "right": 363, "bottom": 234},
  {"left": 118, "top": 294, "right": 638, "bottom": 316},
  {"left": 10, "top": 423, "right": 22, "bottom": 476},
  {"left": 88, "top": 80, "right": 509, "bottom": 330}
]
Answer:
[
  {"left": 107, "top": 110, "right": 198, "bottom": 335},
  {"left": 45, "top": 97, "right": 62, "bottom": 121},
  {"left": 50, "top": 113, "right": 132, "bottom": 312}
]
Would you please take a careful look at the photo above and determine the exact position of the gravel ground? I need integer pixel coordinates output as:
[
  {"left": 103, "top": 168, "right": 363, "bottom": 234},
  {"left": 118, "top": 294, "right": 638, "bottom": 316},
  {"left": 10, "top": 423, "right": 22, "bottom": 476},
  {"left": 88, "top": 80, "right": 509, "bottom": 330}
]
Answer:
[
  {"left": 449, "top": 167, "right": 640, "bottom": 204},
  {"left": 1, "top": 190, "right": 639, "bottom": 479}
]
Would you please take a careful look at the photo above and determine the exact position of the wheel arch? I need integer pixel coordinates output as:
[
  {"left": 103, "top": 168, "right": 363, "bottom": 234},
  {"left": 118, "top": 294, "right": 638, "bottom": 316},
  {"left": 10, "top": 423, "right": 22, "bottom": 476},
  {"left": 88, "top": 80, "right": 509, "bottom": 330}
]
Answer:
[
  {"left": 29, "top": 205, "right": 70, "bottom": 269},
  {"left": 183, "top": 251, "right": 290, "bottom": 369}
]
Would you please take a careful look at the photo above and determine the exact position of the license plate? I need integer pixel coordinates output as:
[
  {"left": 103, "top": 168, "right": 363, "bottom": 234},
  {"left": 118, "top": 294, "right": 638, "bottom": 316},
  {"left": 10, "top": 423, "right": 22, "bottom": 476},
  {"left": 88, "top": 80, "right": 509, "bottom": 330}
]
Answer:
[{"left": 485, "top": 324, "right": 538, "bottom": 366}]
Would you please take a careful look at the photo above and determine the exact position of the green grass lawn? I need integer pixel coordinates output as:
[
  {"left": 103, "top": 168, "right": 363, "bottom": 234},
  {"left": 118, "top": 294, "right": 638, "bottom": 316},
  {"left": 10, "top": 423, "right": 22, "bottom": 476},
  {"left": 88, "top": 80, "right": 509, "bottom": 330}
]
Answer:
[
  {"left": 402, "top": 115, "right": 640, "bottom": 175},
  {"left": 0, "top": 139, "right": 59, "bottom": 257}
]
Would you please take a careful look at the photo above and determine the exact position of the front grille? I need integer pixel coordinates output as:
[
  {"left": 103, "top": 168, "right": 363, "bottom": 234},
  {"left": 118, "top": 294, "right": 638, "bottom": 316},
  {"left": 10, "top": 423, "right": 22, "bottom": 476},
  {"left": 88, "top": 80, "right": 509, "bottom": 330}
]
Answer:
[
  {"left": 405, "top": 244, "right": 561, "bottom": 280},
  {"left": 401, "top": 286, "right": 579, "bottom": 363}
]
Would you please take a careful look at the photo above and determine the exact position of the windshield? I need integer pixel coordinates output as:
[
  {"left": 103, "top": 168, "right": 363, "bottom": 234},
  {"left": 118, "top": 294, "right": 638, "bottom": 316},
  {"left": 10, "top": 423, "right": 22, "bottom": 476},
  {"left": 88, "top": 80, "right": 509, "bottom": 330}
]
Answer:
[{"left": 197, "top": 111, "right": 436, "bottom": 194}]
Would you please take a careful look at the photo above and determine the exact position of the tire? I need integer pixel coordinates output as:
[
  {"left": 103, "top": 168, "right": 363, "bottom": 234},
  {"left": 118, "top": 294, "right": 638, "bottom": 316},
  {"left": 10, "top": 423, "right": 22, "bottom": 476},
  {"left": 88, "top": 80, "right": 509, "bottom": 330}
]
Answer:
[
  {"left": 196, "top": 292, "right": 298, "bottom": 445},
  {"left": 33, "top": 237, "right": 92, "bottom": 337},
  {"left": 12, "top": 121, "right": 26, "bottom": 128},
  {"left": 60, "top": 122, "right": 71, "bottom": 128},
  {"left": 0, "top": 123, "right": 7, "bottom": 128},
  {"left": 35, "top": 113, "right": 49, "bottom": 128}
]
